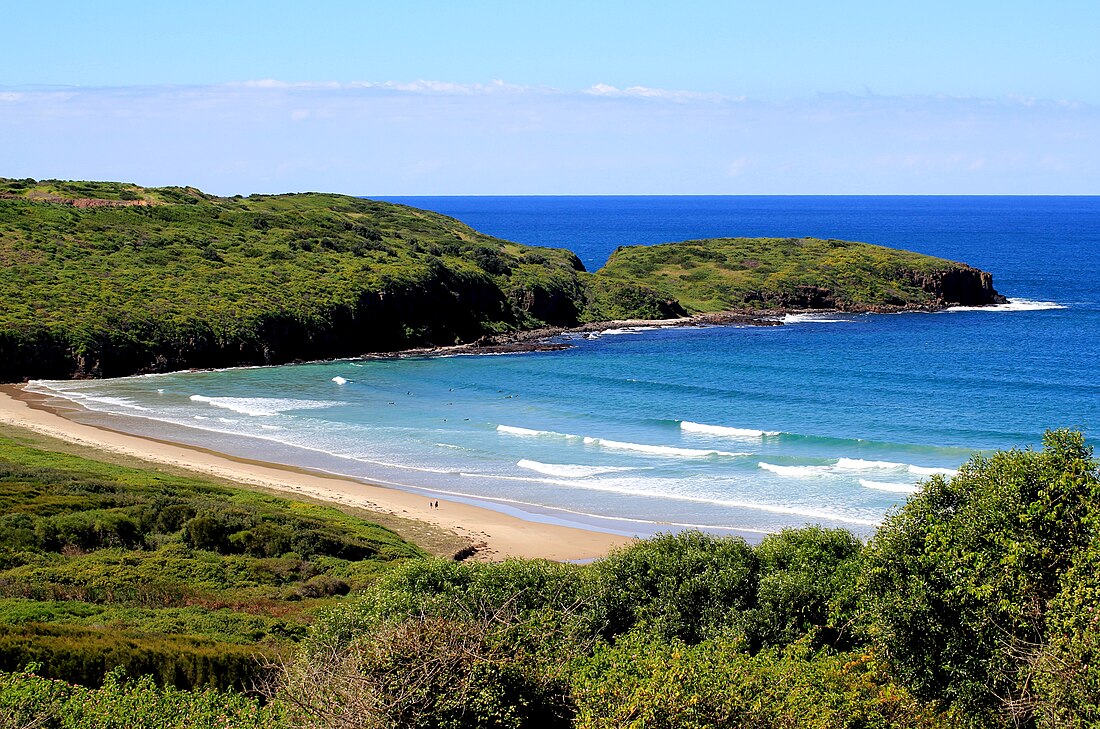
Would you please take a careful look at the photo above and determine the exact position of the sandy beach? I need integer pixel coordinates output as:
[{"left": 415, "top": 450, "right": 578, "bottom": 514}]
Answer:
[{"left": 0, "top": 385, "right": 634, "bottom": 562}]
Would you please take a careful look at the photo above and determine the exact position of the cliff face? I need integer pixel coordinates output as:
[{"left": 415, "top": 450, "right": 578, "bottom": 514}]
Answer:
[
  {"left": 908, "top": 266, "right": 1007, "bottom": 307},
  {"left": 0, "top": 265, "right": 526, "bottom": 381}
]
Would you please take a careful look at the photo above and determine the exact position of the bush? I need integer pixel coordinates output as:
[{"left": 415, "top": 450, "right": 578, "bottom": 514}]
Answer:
[
  {"left": 591, "top": 531, "right": 757, "bottom": 643},
  {"left": 745, "top": 526, "right": 863, "bottom": 650},
  {"left": 570, "top": 631, "right": 953, "bottom": 729},
  {"left": 862, "top": 429, "right": 1100, "bottom": 721},
  {"left": 0, "top": 665, "right": 283, "bottom": 728},
  {"left": 279, "top": 615, "right": 572, "bottom": 729}
]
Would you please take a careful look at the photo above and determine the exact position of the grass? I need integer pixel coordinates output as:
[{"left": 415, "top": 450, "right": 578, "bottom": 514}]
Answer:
[
  {"left": 593, "top": 236, "right": 977, "bottom": 312},
  {"left": 0, "top": 423, "right": 435, "bottom": 690}
]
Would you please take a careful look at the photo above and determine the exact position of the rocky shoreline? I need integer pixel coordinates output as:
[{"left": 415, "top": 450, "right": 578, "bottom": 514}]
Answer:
[{"left": 361, "top": 300, "right": 991, "bottom": 359}]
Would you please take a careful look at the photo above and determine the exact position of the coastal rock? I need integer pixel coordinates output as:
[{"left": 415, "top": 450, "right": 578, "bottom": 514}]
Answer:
[{"left": 908, "top": 266, "right": 1007, "bottom": 306}]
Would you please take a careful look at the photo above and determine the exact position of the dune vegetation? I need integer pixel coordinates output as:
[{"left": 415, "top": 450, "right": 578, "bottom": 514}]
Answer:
[{"left": 0, "top": 429, "right": 424, "bottom": 694}]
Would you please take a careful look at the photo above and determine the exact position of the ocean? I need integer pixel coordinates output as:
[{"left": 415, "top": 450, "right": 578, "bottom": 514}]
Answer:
[{"left": 29, "top": 196, "right": 1100, "bottom": 541}]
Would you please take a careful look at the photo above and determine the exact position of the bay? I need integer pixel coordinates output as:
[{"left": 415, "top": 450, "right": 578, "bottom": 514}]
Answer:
[{"left": 31, "top": 196, "right": 1100, "bottom": 540}]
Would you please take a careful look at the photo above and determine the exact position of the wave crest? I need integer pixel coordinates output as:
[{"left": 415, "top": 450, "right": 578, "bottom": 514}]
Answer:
[
  {"left": 189, "top": 395, "right": 343, "bottom": 417},
  {"left": 681, "top": 421, "right": 781, "bottom": 438},
  {"left": 947, "top": 298, "right": 1066, "bottom": 313},
  {"left": 860, "top": 479, "right": 919, "bottom": 494},
  {"left": 758, "top": 462, "right": 830, "bottom": 477},
  {"left": 517, "top": 459, "right": 635, "bottom": 478}
]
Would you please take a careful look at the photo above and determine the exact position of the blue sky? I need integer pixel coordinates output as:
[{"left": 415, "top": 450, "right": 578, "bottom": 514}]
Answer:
[{"left": 2, "top": 1, "right": 1098, "bottom": 194}]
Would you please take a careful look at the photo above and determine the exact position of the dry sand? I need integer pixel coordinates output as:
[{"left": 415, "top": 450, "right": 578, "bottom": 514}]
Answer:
[{"left": 0, "top": 386, "right": 634, "bottom": 562}]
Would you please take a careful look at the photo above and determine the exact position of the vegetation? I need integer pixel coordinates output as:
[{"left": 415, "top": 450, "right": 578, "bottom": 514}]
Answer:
[
  {"left": 1, "top": 178, "right": 1001, "bottom": 381},
  {"left": 0, "top": 178, "right": 586, "bottom": 380},
  {"left": 0, "top": 432, "right": 423, "bottom": 692},
  {"left": 1, "top": 429, "right": 1096, "bottom": 727},
  {"left": 592, "top": 236, "right": 1002, "bottom": 313},
  {"left": 0, "top": 666, "right": 280, "bottom": 728}
]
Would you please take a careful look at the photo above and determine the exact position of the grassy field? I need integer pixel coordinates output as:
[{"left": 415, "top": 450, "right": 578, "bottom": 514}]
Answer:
[{"left": 0, "top": 424, "right": 433, "bottom": 691}]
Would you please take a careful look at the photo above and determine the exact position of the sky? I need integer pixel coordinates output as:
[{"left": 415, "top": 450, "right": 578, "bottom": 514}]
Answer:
[{"left": 2, "top": 1, "right": 1098, "bottom": 195}]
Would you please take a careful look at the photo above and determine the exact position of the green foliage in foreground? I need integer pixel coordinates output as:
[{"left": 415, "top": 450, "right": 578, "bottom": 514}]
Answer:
[
  {"left": 272, "top": 430, "right": 1097, "bottom": 729},
  {"left": 0, "top": 665, "right": 279, "bottom": 729},
  {"left": 863, "top": 428, "right": 1100, "bottom": 725},
  {"left": 0, "top": 434, "right": 423, "bottom": 691},
  {"left": 3, "top": 429, "right": 1095, "bottom": 728},
  {"left": 593, "top": 236, "right": 992, "bottom": 313}
]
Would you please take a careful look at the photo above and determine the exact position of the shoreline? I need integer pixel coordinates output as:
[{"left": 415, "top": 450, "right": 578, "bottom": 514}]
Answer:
[{"left": 0, "top": 385, "right": 636, "bottom": 562}]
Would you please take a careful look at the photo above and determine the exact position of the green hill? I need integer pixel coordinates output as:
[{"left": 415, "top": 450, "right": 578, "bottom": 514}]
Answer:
[
  {"left": 591, "top": 236, "right": 1005, "bottom": 314},
  {"left": 0, "top": 178, "right": 1004, "bottom": 381}
]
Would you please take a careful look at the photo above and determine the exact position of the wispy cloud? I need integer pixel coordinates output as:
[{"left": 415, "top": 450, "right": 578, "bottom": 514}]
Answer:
[{"left": 1, "top": 81, "right": 1095, "bottom": 194}]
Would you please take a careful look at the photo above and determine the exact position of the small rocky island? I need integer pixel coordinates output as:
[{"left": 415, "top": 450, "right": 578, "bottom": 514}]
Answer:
[{"left": 0, "top": 178, "right": 1005, "bottom": 381}]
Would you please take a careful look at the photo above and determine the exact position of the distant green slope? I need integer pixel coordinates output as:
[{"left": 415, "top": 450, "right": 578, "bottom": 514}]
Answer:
[
  {"left": 592, "top": 236, "right": 1004, "bottom": 313},
  {"left": 0, "top": 178, "right": 586, "bottom": 380},
  {"left": 0, "top": 179, "right": 1004, "bottom": 381}
]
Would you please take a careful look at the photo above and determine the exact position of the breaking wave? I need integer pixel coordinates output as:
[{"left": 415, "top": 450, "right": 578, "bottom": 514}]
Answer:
[
  {"left": 517, "top": 459, "right": 636, "bottom": 478},
  {"left": 188, "top": 395, "right": 345, "bottom": 417},
  {"left": 680, "top": 421, "right": 782, "bottom": 438},
  {"left": 860, "top": 479, "right": 920, "bottom": 494}
]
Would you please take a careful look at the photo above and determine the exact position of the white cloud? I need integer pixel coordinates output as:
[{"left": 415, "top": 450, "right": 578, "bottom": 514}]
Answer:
[
  {"left": 0, "top": 80, "right": 1095, "bottom": 194},
  {"left": 583, "top": 83, "right": 725, "bottom": 102}
]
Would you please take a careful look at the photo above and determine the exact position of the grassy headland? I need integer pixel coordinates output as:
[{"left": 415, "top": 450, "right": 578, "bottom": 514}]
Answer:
[
  {"left": 1, "top": 178, "right": 1003, "bottom": 381},
  {"left": 592, "top": 236, "right": 1005, "bottom": 313}
]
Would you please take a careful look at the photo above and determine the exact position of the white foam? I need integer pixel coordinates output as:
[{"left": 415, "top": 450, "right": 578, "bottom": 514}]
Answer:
[
  {"left": 82, "top": 396, "right": 152, "bottom": 412},
  {"left": 517, "top": 459, "right": 635, "bottom": 478},
  {"left": 598, "top": 327, "right": 657, "bottom": 335},
  {"left": 331, "top": 376, "right": 348, "bottom": 385},
  {"left": 758, "top": 462, "right": 831, "bottom": 477},
  {"left": 946, "top": 298, "right": 1066, "bottom": 313},
  {"left": 188, "top": 395, "right": 343, "bottom": 417},
  {"left": 860, "top": 479, "right": 919, "bottom": 494},
  {"left": 498, "top": 424, "right": 745, "bottom": 458},
  {"left": 585, "top": 437, "right": 747, "bottom": 458},
  {"left": 908, "top": 465, "right": 958, "bottom": 477},
  {"left": 833, "top": 457, "right": 907, "bottom": 471},
  {"left": 497, "top": 424, "right": 556, "bottom": 438},
  {"left": 681, "top": 421, "right": 781, "bottom": 438},
  {"left": 780, "top": 313, "right": 857, "bottom": 324}
]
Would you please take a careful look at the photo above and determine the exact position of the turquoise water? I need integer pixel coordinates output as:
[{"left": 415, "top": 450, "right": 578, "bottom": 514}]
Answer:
[{"left": 30, "top": 197, "right": 1100, "bottom": 540}]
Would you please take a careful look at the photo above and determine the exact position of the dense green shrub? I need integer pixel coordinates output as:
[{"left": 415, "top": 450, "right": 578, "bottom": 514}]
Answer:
[
  {"left": 570, "top": 631, "right": 954, "bottom": 729},
  {"left": 744, "top": 526, "right": 863, "bottom": 650},
  {"left": 862, "top": 429, "right": 1100, "bottom": 722},
  {"left": 591, "top": 531, "right": 756, "bottom": 643},
  {"left": 0, "top": 666, "right": 283, "bottom": 728}
]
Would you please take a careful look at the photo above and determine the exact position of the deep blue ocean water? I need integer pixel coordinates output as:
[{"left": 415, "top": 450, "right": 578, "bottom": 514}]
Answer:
[{"left": 31, "top": 197, "right": 1100, "bottom": 540}]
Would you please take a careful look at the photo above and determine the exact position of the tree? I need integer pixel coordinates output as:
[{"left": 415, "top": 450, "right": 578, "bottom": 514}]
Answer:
[{"left": 862, "top": 429, "right": 1100, "bottom": 724}]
